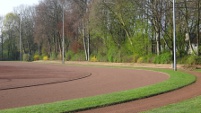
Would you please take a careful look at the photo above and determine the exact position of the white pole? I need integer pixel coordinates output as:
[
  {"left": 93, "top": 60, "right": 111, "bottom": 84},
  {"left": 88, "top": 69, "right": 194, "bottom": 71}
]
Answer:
[
  {"left": 19, "top": 14, "right": 22, "bottom": 61},
  {"left": 62, "top": 4, "right": 65, "bottom": 64},
  {"left": 173, "top": 0, "right": 177, "bottom": 71}
]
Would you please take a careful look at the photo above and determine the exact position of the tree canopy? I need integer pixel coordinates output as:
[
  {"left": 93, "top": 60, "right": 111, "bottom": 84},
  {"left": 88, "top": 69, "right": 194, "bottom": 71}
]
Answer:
[{"left": 0, "top": 0, "right": 201, "bottom": 64}]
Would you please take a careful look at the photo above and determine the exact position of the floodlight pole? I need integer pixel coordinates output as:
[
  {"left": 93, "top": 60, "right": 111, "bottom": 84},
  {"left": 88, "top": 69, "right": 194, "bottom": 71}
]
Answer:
[
  {"left": 19, "top": 14, "right": 22, "bottom": 61},
  {"left": 62, "top": 4, "right": 65, "bottom": 64},
  {"left": 173, "top": 0, "right": 177, "bottom": 71}
]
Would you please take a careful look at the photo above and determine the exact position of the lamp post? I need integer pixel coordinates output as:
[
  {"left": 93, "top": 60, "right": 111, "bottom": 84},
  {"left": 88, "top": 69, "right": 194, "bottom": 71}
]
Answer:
[
  {"left": 0, "top": 20, "right": 3, "bottom": 60},
  {"left": 19, "top": 14, "right": 22, "bottom": 61},
  {"left": 62, "top": 3, "right": 65, "bottom": 64},
  {"left": 173, "top": 0, "right": 177, "bottom": 71}
]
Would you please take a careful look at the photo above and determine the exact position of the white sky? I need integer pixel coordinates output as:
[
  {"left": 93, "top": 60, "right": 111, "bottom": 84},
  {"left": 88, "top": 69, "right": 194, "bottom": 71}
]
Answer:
[{"left": 0, "top": 0, "right": 40, "bottom": 16}]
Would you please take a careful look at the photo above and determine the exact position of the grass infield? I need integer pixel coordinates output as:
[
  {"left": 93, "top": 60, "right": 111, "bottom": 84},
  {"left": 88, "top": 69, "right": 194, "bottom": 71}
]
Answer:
[{"left": 0, "top": 68, "right": 196, "bottom": 113}]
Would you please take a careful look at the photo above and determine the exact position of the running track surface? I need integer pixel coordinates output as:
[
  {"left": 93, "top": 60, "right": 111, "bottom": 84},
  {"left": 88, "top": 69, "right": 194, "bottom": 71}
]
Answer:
[{"left": 0, "top": 62, "right": 168, "bottom": 110}]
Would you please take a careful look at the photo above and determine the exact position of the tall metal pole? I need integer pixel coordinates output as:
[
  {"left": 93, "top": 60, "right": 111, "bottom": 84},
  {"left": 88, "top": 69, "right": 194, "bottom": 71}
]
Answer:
[
  {"left": 19, "top": 14, "right": 22, "bottom": 61},
  {"left": 62, "top": 4, "right": 65, "bottom": 64},
  {"left": 1, "top": 33, "right": 3, "bottom": 60},
  {"left": 173, "top": 0, "right": 177, "bottom": 71}
]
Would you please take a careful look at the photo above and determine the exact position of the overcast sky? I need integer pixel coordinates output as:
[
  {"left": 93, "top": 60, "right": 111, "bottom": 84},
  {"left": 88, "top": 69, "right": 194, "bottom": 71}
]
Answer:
[{"left": 0, "top": 0, "right": 40, "bottom": 16}]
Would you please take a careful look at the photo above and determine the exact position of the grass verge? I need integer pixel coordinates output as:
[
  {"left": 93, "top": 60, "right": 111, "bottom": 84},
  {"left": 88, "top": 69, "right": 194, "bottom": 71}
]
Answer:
[
  {"left": 0, "top": 68, "right": 196, "bottom": 113},
  {"left": 142, "top": 95, "right": 201, "bottom": 113}
]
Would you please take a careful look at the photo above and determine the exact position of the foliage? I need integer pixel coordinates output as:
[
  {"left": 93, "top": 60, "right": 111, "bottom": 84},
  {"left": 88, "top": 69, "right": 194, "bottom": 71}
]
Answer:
[
  {"left": 180, "top": 55, "right": 201, "bottom": 65},
  {"left": 43, "top": 56, "right": 49, "bottom": 61},
  {"left": 50, "top": 52, "right": 57, "bottom": 60},
  {"left": 107, "top": 45, "right": 118, "bottom": 62},
  {"left": 0, "top": 68, "right": 195, "bottom": 113},
  {"left": 132, "top": 54, "right": 140, "bottom": 63},
  {"left": 154, "top": 52, "right": 172, "bottom": 64},
  {"left": 136, "top": 57, "right": 144, "bottom": 63},
  {"left": 90, "top": 56, "right": 98, "bottom": 62},
  {"left": 186, "top": 55, "right": 197, "bottom": 65},
  {"left": 33, "top": 54, "right": 40, "bottom": 61},
  {"left": 1, "top": 0, "right": 201, "bottom": 65},
  {"left": 23, "top": 54, "right": 30, "bottom": 61},
  {"left": 71, "top": 52, "right": 85, "bottom": 61},
  {"left": 65, "top": 51, "right": 74, "bottom": 61}
]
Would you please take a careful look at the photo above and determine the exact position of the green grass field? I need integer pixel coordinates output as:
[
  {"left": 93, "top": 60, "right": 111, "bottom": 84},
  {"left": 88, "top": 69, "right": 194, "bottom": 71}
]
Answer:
[
  {"left": 0, "top": 68, "right": 196, "bottom": 113},
  {"left": 143, "top": 95, "right": 201, "bottom": 113}
]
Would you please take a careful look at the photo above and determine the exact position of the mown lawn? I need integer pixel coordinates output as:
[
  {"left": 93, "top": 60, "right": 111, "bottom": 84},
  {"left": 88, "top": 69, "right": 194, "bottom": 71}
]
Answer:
[{"left": 143, "top": 95, "right": 201, "bottom": 113}]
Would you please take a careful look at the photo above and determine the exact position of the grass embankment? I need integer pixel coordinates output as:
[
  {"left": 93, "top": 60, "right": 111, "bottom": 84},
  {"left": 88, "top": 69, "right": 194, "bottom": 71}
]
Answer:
[
  {"left": 143, "top": 95, "right": 201, "bottom": 113},
  {"left": 0, "top": 68, "right": 196, "bottom": 113},
  {"left": 143, "top": 69, "right": 201, "bottom": 113}
]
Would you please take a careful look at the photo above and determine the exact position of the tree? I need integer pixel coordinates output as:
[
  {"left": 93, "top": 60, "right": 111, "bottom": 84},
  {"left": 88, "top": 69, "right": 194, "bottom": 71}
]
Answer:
[
  {"left": 0, "top": 16, "right": 3, "bottom": 60},
  {"left": 14, "top": 5, "right": 37, "bottom": 59},
  {"left": 3, "top": 13, "right": 19, "bottom": 60}
]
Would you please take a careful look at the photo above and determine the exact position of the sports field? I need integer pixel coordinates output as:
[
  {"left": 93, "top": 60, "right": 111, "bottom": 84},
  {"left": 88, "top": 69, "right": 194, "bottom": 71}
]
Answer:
[{"left": 0, "top": 61, "right": 198, "bottom": 113}]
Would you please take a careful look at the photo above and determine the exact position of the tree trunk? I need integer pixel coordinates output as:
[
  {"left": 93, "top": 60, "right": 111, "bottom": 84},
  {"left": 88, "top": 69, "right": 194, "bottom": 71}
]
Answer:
[
  {"left": 87, "top": 33, "right": 90, "bottom": 61},
  {"left": 197, "top": 1, "right": 200, "bottom": 55},
  {"left": 83, "top": 26, "right": 88, "bottom": 61},
  {"left": 156, "top": 31, "right": 161, "bottom": 55},
  {"left": 1, "top": 34, "right": 3, "bottom": 60}
]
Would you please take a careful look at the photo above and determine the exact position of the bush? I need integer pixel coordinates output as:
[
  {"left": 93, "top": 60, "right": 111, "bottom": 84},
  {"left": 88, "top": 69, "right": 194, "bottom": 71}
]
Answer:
[
  {"left": 145, "top": 54, "right": 155, "bottom": 63},
  {"left": 66, "top": 51, "right": 74, "bottom": 61},
  {"left": 137, "top": 57, "right": 144, "bottom": 63},
  {"left": 154, "top": 52, "right": 172, "bottom": 64},
  {"left": 23, "top": 54, "right": 30, "bottom": 61},
  {"left": 132, "top": 54, "right": 140, "bottom": 63},
  {"left": 50, "top": 52, "right": 57, "bottom": 60},
  {"left": 71, "top": 52, "right": 85, "bottom": 61},
  {"left": 121, "top": 55, "right": 133, "bottom": 63},
  {"left": 66, "top": 51, "right": 88, "bottom": 61},
  {"left": 185, "top": 55, "right": 200, "bottom": 65},
  {"left": 107, "top": 46, "right": 118, "bottom": 62},
  {"left": 43, "top": 56, "right": 49, "bottom": 61},
  {"left": 96, "top": 53, "right": 107, "bottom": 62},
  {"left": 90, "top": 56, "right": 98, "bottom": 62},
  {"left": 33, "top": 54, "right": 40, "bottom": 61},
  {"left": 196, "top": 56, "right": 201, "bottom": 64},
  {"left": 178, "top": 55, "right": 189, "bottom": 64}
]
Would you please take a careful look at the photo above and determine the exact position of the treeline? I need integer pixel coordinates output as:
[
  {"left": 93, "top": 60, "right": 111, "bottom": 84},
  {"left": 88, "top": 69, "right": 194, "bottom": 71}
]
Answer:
[{"left": 0, "top": 0, "right": 201, "bottom": 64}]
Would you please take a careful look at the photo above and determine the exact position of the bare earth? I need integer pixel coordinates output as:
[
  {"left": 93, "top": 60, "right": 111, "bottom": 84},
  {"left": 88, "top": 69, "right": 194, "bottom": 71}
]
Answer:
[{"left": 0, "top": 61, "right": 168, "bottom": 110}]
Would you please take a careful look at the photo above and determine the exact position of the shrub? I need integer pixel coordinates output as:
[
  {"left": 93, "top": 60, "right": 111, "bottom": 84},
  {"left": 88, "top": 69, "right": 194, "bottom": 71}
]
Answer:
[
  {"left": 145, "top": 54, "right": 155, "bottom": 63},
  {"left": 43, "top": 56, "right": 49, "bottom": 61},
  {"left": 71, "top": 52, "right": 85, "bottom": 61},
  {"left": 132, "top": 54, "right": 140, "bottom": 63},
  {"left": 107, "top": 46, "right": 118, "bottom": 62},
  {"left": 121, "top": 55, "right": 133, "bottom": 63},
  {"left": 154, "top": 52, "right": 172, "bottom": 64},
  {"left": 196, "top": 56, "right": 201, "bottom": 64},
  {"left": 178, "top": 55, "right": 190, "bottom": 64},
  {"left": 137, "top": 57, "right": 144, "bottom": 63},
  {"left": 23, "top": 54, "right": 30, "bottom": 61},
  {"left": 185, "top": 55, "right": 197, "bottom": 65},
  {"left": 50, "top": 52, "right": 57, "bottom": 60},
  {"left": 90, "top": 56, "right": 98, "bottom": 62},
  {"left": 66, "top": 51, "right": 74, "bottom": 61},
  {"left": 153, "top": 55, "right": 160, "bottom": 64},
  {"left": 33, "top": 54, "right": 40, "bottom": 61},
  {"left": 96, "top": 53, "right": 107, "bottom": 62}
]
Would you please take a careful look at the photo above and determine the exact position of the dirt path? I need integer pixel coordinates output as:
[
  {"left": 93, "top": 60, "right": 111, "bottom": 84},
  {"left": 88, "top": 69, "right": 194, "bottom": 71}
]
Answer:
[
  {"left": 79, "top": 71, "right": 201, "bottom": 113},
  {"left": 0, "top": 62, "right": 168, "bottom": 110}
]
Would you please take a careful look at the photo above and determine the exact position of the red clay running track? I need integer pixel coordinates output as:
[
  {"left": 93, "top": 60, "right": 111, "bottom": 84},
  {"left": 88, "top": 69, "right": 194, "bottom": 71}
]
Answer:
[{"left": 0, "top": 61, "right": 168, "bottom": 110}]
